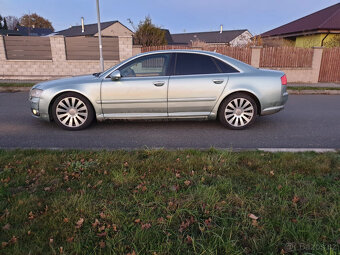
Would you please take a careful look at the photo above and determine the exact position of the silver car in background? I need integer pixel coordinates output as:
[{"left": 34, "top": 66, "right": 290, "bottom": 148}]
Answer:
[{"left": 29, "top": 50, "right": 288, "bottom": 130}]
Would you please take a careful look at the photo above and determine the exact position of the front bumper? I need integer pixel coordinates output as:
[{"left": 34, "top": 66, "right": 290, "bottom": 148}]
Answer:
[{"left": 29, "top": 96, "right": 50, "bottom": 121}]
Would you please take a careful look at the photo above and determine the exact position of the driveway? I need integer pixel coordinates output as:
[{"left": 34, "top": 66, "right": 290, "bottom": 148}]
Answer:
[{"left": 0, "top": 92, "right": 339, "bottom": 149}]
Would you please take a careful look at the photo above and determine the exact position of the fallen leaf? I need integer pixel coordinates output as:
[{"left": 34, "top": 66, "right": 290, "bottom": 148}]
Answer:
[
  {"left": 92, "top": 219, "right": 100, "bottom": 228},
  {"left": 112, "top": 224, "right": 117, "bottom": 231},
  {"left": 141, "top": 223, "right": 151, "bottom": 229},
  {"left": 97, "top": 232, "right": 107, "bottom": 237},
  {"left": 27, "top": 230, "right": 31, "bottom": 235},
  {"left": 248, "top": 213, "right": 259, "bottom": 220},
  {"left": 44, "top": 187, "right": 51, "bottom": 191},
  {"left": 99, "top": 212, "right": 106, "bottom": 219},
  {"left": 269, "top": 171, "right": 275, "bottom": 176},
  {"left": 98, "top": 225, "right": 105, "bottom": 232},
  {"left": 277, "top": 185, "right": 283, "bottom": 190},
  {"left": 134, "top": 218, "right": 141, "bottom": 223},
  {"left": 99, "top": 240, "right": 106, "bottom": 248},
  {"left": 292, "top": 196, "right": 300, "bottom": 204},
  {"left": 124, "top": 162, "right": 129, "bottom": 167},
  {"left": 75, "top": 218, "right": 84, "bottom": 229},
  {"left": 49, "top": 238, "right": 54, "bottom": 243},
  {"left": 184, "top": 180, "right": 191, "bottom": 186},
  {"left": 2, "top": 242, "right": 8, "bottom": 248},
  {"left": 251, "top": 219, "right": 258, "bottom": 227},
  {"left": 63, "top": 218, "right": 69, "bottom": 223},
  {"left": 28, "top": 211, "right": 34, "bottom": 220},
  {"left": 67, "top": 237, "right": 74, "bottom": 242},
  {"left": 186, "top": 235, "right": 193, "bottom": 244},
  {"left": 10, "top": 236, "right": 17, "bottom": 244},
  {"left": 2, "top": 223, "right": 10, "bottom": 230},
  {"left": 175, "top": 173, "right": 181, "bottom": 178},
  {"left": 59, "top": 247, "right": 64, "bottom": 254}
]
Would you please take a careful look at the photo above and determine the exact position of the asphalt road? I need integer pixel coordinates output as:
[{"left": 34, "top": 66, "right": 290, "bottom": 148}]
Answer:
[{"left": 0, "top": 92, "right": 339, "bottom": 149}]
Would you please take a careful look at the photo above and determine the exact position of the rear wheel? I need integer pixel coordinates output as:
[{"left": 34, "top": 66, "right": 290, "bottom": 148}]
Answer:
[
  {"left": 52, "top": 92, "right": 94, "bottom": 130},
  {"left": 218, "top": 93, "right": 258, "bottom": 129}
]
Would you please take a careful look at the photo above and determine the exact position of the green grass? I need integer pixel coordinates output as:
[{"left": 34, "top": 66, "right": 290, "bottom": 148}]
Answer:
[
  {"left": 0, "top": 149, "right": 339, "bottom": 254},
  {"left": 288, "top": 86, "right": 340, "bottom": 91},
  {"left": 0, "top": 83, "right": 35, "bottom": 87}
]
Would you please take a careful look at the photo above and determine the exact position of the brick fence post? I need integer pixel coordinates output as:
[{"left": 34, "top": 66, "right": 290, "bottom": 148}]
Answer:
[
  {"left": 311, "top": 46, "right": 323, "bottom": 83},
  {"left": 50, "top": 35, "right": 67, "bottom": 62},
  {"left": 250, "top": 46, "right": 262, "bottom": 68},
  {"left": 118, "top": 36, "right": 133, "bottom": 61},
  {"left": 0, "top": 36, "right": 7, "bottom": 61}
]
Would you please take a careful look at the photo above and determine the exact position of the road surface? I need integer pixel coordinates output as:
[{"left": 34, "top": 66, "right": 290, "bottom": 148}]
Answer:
[{"left": 0, "top": 92, "right": 339, "bottom": 149}]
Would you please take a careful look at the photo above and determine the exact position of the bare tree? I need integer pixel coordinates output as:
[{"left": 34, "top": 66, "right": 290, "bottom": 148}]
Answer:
[{"left": 5, "top": 16, "right": 20, "bottom": 30}]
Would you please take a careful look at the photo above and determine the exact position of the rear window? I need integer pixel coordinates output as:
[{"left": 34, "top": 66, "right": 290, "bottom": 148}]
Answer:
[
  {"left": 175, "top": 53, "right": 220, "bottom": 75},
  {"left": 213, "top": 58, "right": 239, "bottom": 73}
]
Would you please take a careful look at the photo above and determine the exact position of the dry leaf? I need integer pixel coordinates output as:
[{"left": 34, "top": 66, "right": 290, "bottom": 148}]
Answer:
[
  {"left": 44, "top": 187, "right": 51, "bottom": 191},
  {"left": 28, "top": 211, "right": 34, "bottom": 220},
  {"left": 98, "top": 225, "right": 105, "bottom": 232},
  {"left": 141, "top": 223, "right": 151, "bottom": 230},
  {"left": 92, "top": 219, "right": 100, "bottom": 228},
  {"left": 248, "top": 213, "right": 259, "bottom": 220},
  {"left": 134, "top": 219, "right": 141, "bottom": 223},
  {"left": 251, "top": 219, "right": 258, "bottom": 227},
  {"left": 269, "top": 171, "right": 275, "bottom": 176},
  {"left": 112, "top": 224, "right": 117, "bottom": 231},
  {"left": 2, "top": 223, "right": 10, "bottom": 230},
  {"left": 67, "top": 237, "right": 74, "bottom": 242},
  {"left": 184, "top": 180, "right": 191, "bottom": 186},
  {"left": 75, "top": 218, "right": 84, "bottom": 229},
  {"left": 99, "top": 212, "right": 106, "bottom": 219},
  {"left": 99, "top": 240, "right": 106, "bottom": 248},
  {"left": 292, "top": 196, "right": 300, "bottom": 203},
  {"left": 2, "top": 242, "right": 8, "bottom": 248},
  {"left": 63, "top": 218, "right": 69, "bottom": 223},
  {"left": 49, "top": 238, "right": 54, "bottom": 243},
  {"left": 186, "top": 235, "right": 193, "bottom": 244}
]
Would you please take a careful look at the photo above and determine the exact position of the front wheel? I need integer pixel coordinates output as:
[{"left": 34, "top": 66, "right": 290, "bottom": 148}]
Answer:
[
  {"left": 218, "top": 93, "right": 258, "bottom": 130},
  {"left": 52, "top": 92, "right": 94, "bottom": 131}
]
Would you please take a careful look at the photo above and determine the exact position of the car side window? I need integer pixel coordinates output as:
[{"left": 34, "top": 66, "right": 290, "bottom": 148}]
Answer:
[
  {"left": 175, "top": 53, "right": 220, "bottom": 75},
  {"left": 213, "top": 58, "right": 239, "bottom": 73},
  {"left": 119, "top": 54, "right": 171, "bottom": 77}
]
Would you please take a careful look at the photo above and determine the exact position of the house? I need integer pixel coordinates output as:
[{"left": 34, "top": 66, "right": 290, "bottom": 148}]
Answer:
[
  {"left": 261, "top": 3, "right": 340, "bottom": 47},
  {"left": 56, "top": 20, "right": 133, "bottom": 37},
  {"left": 0, "top": 25, "right": 53, "bottom": 36},
  {"left": 170, "top": 29, "right": 253, "bottom": 46}
]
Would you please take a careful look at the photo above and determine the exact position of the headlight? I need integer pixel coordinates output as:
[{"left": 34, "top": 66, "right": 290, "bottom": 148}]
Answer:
[{"left": 30, "top": 89, "right": 43, "bottom": 98}]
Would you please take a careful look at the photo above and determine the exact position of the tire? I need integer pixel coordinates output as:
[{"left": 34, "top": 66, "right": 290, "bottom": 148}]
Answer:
[
  {"left": 218, "top": 93, "right": 258, "bottom": 130},
  {"left": 51, "top": 92, "right": 94, "bottom": 131}
]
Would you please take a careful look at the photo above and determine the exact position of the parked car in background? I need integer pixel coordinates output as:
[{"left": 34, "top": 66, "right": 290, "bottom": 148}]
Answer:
[{"left": 29, "top": 50, "right": 288, "bottom": 130}]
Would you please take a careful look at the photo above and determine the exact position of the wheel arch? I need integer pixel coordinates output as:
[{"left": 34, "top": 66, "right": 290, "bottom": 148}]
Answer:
[
  {"left": 217, "top": 90, "right": 261, "bottom": 118},
  {"left": 48, "top": 91, "right": 96, "bottom": 121}
]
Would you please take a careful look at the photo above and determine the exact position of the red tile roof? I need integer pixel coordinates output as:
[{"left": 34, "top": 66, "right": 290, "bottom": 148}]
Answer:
[{"left": 261, "top": 3, "right": 340, "bottom": 37}]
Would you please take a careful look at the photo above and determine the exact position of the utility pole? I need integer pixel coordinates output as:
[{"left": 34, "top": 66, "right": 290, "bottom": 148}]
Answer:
[{"left": 96, "top": 0, "right": 104, "bottom": 72}]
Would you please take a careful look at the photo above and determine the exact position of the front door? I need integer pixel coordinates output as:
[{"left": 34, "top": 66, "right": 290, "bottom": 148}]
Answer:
[{"left": 100, "top": 53, "right": 172, "bottom": 118}]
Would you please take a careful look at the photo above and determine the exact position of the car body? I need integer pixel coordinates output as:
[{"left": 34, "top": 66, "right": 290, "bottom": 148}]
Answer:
[{"left": 29, "top": 50, "right": 288, "bottom": 130}]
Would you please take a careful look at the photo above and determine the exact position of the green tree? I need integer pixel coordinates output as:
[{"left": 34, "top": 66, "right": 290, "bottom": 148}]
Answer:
[
  {"left": 129, "top": 16, "right": 166, "bottom": 46},
  {"left": 3, "top": 17, "right": 8, "bottom": 30},
  {"left": 20, "top": 13, "right": 54, "bottom": 31}
]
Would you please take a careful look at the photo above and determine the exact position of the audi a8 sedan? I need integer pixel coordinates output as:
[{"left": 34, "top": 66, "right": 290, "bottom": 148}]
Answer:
[{"left": 29, "top": 50, "right": 288, "bottom": 130}]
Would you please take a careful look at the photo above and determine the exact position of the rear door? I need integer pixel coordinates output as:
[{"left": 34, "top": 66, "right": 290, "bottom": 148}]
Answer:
[{"left": 168, "top": 53, "right": 229, "bottom": 117}]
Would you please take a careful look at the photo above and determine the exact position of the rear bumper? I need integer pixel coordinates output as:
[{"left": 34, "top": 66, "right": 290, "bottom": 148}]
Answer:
[{"left": 261, "top": 91, "right": 288, "bottom": 116}]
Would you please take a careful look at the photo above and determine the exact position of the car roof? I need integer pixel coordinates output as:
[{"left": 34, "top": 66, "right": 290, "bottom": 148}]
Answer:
[{"left": 137, "top": 49, "right": 255, "bottom": 72}]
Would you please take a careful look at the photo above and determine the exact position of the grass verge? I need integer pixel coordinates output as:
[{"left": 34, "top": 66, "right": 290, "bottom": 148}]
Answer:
[
  {"left": 288, "top": 86, "right": 340, "bottom": 91},
  {"left": 0, "top": 149, "right": 339, "bottom": 254}
]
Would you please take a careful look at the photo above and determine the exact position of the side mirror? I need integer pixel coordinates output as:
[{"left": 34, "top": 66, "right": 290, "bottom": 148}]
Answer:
[{"left": 109, "top": 70, "right": 121, "bottom": 81}]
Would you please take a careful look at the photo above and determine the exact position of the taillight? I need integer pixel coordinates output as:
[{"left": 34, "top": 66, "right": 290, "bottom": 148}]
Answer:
[{"left": 281, "top": 75, "right": 287, "bottom": 85}]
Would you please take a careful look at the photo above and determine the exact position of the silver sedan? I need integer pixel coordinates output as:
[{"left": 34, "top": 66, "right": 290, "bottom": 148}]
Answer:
[{"left": 29, "top": 50, "right": 288, "bottom": 130}]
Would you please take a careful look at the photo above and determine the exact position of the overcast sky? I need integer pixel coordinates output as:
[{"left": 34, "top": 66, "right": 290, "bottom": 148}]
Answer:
[{"left": 1, "top": 0, "right": 339, "bottom": 35}]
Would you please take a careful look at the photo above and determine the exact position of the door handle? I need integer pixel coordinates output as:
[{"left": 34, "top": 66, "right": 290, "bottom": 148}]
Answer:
[
  {"left": 213, "top": 79, "right": 224, "bottom": 84},
  {"left": 153, "top": 81, "right": 165, "bottom": 87}
]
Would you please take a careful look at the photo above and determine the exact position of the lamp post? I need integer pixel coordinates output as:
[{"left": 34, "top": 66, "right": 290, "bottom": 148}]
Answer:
[{"left": 96, "top": 0, "right": 104, "bottom": 72}]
